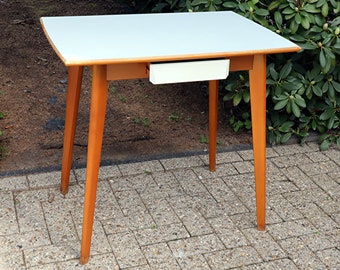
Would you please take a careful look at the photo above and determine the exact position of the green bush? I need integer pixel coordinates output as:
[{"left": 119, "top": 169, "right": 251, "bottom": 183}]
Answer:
[{"left": 141, "top": 0, "right": 340, "bottom": 149}]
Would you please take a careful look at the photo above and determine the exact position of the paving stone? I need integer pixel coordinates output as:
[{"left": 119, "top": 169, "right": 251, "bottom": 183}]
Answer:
[
  {"left": 0, "top": 175, "right": 29, "bottom": 191},
  {"left": 168, "top": 234, "right": 224, "bottom": 258},
  {"left": 27, "top": 171, "right": 75, "bottom": 188},
  {"left": 316, "top": 248, "right": 340, "bottom": 269},
  {"left": 204, "top": 246, "right": 262, "bottom": 269},
  {"left": 151, "top": 171, "right": 180, "bottom": 188},
  {"left": 42, "top": 201, "right": 78, "bottom": 244},
  {"left": 115, "top": 189, "right": 147, "bottom": 216},
  {"left": 273, "top": 144, "right": 313, "bottom": 156},
  {"left": 237, "top": 148, "right": 279, "bottom": 161},
  {"left": 294, "top": 202, "right": 339, "bottom": 232},
  {"left": 279, "top": 166, "right": 319, "bottom": 190},
  {"left": 310, "top": 174, "right": 340, "bottom": 199},
  {"left": 76, "top": 220, "right": 112, "bottom": 255},
  {"left": 124, "top": 265, "right": 151, "bottom": 270},
  {"left": 229, "top": 210, "right": 282, "bottom": 229},
  {"left": 328, "top": 171, "right": 340, "bottom": 184},
  {"left": 0, "top": 191, "right": 18, "bottom": 235},
  {"left": 241, "top": 228, "right": 286, "bottom": 261},
  {"left": 299, "top": 160, "right": 339, "bottom": 176},
  {"left": 200, "top": 151, "right": 243, "bottom": 164},
  {"left": 307, "top": 151, "right": 331, "bottom": 162},
  {"left": 267, "top": 178, "right": 299, "bottom": 195},
  {"left": 232, "top": 161, "right": 254, "bottom": 174},
  {"left": 176, "top": 254, "right": 211, "bottom": 270},
  {"left": 160, "top": 156, "right": 204, "bottom": 170},
  {"left": 118, "top": 160, "right": 164, "bottom": 176},
  {"left": 0, "top": 229, "right": 50, "bottom": 253},
  {"left": 57, "top": 253, "right": 119, "bottom": 269},
  {"left": 172, "top": 169, "right": 209, "bottom": 196},
  {"left": 134, "top": 223, "right": 189, "bottom": 246},
  {"left": 267, "top": 219, "right": 317, "bottom": 240},
  {"left": 241, "top": 258, "right": 298, "bottom": 269},
  {"left": 174, "top": 207, "right": 213, "bottom": 236},
  {"left": 28, "top": 263, "right": 59, "bottom": 270},
  {"left": 141, "top": 196, "right": 181, "bottom": 226},
  {"left": 24, "top": 241, "right": 79, "bottom": 267},
  {"left": 74, "top": 165, "right": 122, "bottom": 182},
  {"left": 299, "top": 232, "right": 338, "bottom": 252},
  {"left": 270, "top": 153, "right": 313, "bottom": 168},
  {"left": 279, "top": 237, "right": 327, "bottom": 270},
  {"left": 201, "top": 176, "right": 241, "bottom": 204},
  {"left": 283, "top": 188, "right": 331, "bottom": 208},
  {"left": 141, "top": 243, "right": 180, "bottom": 269},
  {"left": 192, "top": 163, "right": 238, "bottom": 179},
  {"left": 208, "top": 215, "right": 248, "bottom": 249},
  {"left": 108, "top": 232, "right": 147, "bottom": 269},
  {"left": 109, "top": 174, "right": 157, "bottom": 193},
  {"left": 222, "top": 173, "right": 254, "bottom": 187},
  {"left": 101, "top": 212, "right": 154, "bottom": 235},
  {"left": 15, "top": 195, "right": 47, "bottom": 233},
  {"left": 268, "top": 194, "right": 303, "bottom": 221},
  {"left": 227, "top": 183, "right": 255, "bottom": 212},
  {"left": 324, "top": 148, "right": 340, "bottom": 166},
  {"left": 0, "top": 251, "right": 25, "bottom": 270},
  {"left": 266, "top": 160, "right": 287, "bottom": 182}
]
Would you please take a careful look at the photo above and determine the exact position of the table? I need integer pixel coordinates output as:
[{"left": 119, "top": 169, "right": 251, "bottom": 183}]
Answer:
[{"left": 40, "top": 11, "right": 300, "bottom": 264}]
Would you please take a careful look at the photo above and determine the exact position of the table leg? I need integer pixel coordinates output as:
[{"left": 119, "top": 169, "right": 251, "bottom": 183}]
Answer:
[
  {"left": 61, "top": 66, "right": 84, "bottom": 195},
  {"left": 80, "top": 65, "right": 108, "bottom": 264},
  {"left": 209, "top": 80, "right": 218, "bottom": 172},
  {"left": 249, "top": 54, "right": 266, "bottom": 230}
]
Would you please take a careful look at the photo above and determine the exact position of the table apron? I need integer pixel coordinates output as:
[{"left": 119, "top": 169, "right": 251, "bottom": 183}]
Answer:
[{"left": 106, "top": 55, "right": 254, "bottom": 81}]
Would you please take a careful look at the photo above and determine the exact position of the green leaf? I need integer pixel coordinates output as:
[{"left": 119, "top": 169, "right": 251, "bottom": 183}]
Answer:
[
  {"left": 321, "top": 2, "right": 329, "bottom": 17},
  {"left": 255, "top": 8, "right": 269, "bottom": 16},
  {"left": 279, "top": 62, "right": 293, "bottom": 79},
  {"left": 291, "top": 101, "right": 301, "bottom": 117},
  {"left": 320, "top": 139, "right": 330, "bottom": 150},
  {"left": 301, "top": 16, "right": 310, "bottom": 29},
  {"left": 281, "top": 132, "right": 292, "bottom": 143},
  {"left": 331, "top": 81, "right": 340, "bottom": 92},
  {"left": 192, "top": 0, "right": 208, "bottom": 6},
  {"left": 319, "top": 49, "right": 326, "bottom": 68},
  {"left": 313, "top": 85, "right": 323, "bottom": 97},
  {"left": 233, "top": 93, "right": 242, "bottom": 106},
  {"left": 279, "top": 121, "right": 295, "bottom": 132},
  {"left": 319, "top": 108, "right": 334, "bottom": 120},
  {"left": 274, "top": 11, "right": 283, "bottom": 26},
  {"left": 222, "top": 1, "right": 238, "bottom": 8},
  {"left": 295, "top": 95, "right": 307, "bottom": 107},
  {"left": 304, "top": 4, "right": 320, "bottom": 13},
  {"left": 274, "top": 99, "right": 289, "bottom": 110}
]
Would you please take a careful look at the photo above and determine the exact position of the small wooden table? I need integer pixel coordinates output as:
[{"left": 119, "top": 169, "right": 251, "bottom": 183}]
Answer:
[{"left": 41, "top": 11, "right": 300, "bottom": 264}]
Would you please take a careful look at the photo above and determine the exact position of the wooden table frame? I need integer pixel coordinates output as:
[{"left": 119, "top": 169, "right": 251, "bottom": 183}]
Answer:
[
  {"left": 61, "top": 55, "right": 266, "bottom": 264},
  {"left": 40, "top": 11, "right": 300, "bottom": 264}
]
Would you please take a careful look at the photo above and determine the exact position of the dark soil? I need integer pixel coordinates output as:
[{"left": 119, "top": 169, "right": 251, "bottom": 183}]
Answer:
[{"left": 0, "top": 0, "right": 252, "bottom": 175}]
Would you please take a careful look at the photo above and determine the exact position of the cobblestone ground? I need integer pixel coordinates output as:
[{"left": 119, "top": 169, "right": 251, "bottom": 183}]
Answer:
[{"left": 0, "top": 142, "right": 339, "bottom": 269}]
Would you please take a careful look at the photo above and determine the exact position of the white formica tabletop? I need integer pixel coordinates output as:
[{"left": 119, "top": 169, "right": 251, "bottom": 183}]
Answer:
[{"left": 40, "top": 11, "right": 300, "bottom": 66}]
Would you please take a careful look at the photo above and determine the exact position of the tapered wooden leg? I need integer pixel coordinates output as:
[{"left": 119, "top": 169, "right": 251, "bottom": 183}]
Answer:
[
  {"left": 61, "top": 66, "right": 84, "bottom": 195},
  {"left": 209, "top": 80, "right": 218, "bottom": 172},
  {"left": 80, "top": 65, "right": 108, "bottom": 264},
  {"left": 249, "top": 54, "right": 267, "bottom": 230}
]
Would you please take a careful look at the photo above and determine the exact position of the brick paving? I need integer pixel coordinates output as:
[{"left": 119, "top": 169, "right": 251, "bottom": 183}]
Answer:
[{"left": 0, "top": 142, "right": 339, "bottom": 269}]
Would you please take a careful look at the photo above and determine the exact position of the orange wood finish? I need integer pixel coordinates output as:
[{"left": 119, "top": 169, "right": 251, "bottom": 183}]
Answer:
[
  {"left": 79, "top": 65, "right": 109, "bottom": 264},
  {"left": 208, "top": 80, "right": 219, "bottom": 172},
  {"left": 61, "top": 54, "right": 269, "bottom": 264},
  {"left": 61, "top": 66, "right": 83, "bottom": 195},
  {"left": 249, "top": 54, "right": 267, "bottom": 230}
]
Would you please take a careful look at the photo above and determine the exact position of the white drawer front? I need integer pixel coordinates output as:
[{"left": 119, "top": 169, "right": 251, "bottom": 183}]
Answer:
[{"left": 149, "top": 59, "right": 230, "bottom": 84}]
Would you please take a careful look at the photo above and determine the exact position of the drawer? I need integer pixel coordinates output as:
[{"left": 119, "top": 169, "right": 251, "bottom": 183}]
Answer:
[{"left": 149, "top": 59, "right": 230, "bottom": 84}]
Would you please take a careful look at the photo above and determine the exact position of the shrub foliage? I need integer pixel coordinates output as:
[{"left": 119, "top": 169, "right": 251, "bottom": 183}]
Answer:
[{"left": 141, "top": 0, "right": 340, "bottom": 149}]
